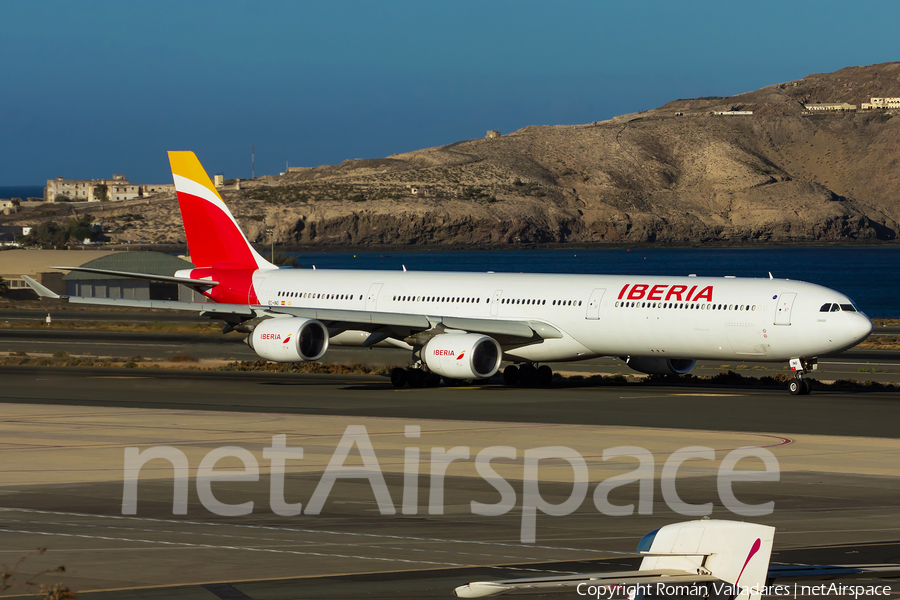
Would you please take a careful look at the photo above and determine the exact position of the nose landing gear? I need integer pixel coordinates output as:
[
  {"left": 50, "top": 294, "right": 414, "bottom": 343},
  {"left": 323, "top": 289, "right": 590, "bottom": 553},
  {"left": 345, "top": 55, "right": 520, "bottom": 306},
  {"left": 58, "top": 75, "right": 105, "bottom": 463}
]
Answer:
[
  {"left": 788, "top": 358, "right": 816, "bottom": 395},
  {"left": 788, "top": 377, "right": 812, "bottom": 395}
]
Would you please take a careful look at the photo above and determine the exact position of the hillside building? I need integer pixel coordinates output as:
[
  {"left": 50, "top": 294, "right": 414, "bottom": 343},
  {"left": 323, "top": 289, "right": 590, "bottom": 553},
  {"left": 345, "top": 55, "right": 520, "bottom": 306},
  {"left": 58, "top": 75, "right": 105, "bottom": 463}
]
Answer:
[
  {"left": 804, "top": 103, "right": 857, "bottom": 111},
  {"left": 0, "top": 225, "right": 31, "bottom": 246},
  {"left": 486, "top": 130, "right": 501, "bottom": 138},
  {"left": 0, "top": 199, "right": 18, "bottom": 215},
  {"left": 861, "top": 97, "right": 900, "bottom": 110},
  {"left": 407, "top": 185, "right": 434, "bottom": 196},
  {"left": 45, "top": 175, "right": 174, "bottom": 203}
]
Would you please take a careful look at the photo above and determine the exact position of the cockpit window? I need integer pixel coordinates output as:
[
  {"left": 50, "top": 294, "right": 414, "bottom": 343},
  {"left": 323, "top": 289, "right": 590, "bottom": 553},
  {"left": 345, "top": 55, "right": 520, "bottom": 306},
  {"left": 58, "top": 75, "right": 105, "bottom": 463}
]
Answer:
[
  {"left": 831, "top": 304, "right": 841, "bottom": 312},
  {"left": 820, "top": 303, "right": 832, "bottom": 312},
  {"left": 840, "top": 304, "right": 856, "bottom": 312}
]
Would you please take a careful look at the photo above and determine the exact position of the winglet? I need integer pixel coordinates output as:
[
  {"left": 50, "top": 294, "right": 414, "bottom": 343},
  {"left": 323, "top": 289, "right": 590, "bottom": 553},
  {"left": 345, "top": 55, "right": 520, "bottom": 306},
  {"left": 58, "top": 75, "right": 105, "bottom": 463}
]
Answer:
[{"left": 22, "top": 275, "right": 61, "bottom": 299}]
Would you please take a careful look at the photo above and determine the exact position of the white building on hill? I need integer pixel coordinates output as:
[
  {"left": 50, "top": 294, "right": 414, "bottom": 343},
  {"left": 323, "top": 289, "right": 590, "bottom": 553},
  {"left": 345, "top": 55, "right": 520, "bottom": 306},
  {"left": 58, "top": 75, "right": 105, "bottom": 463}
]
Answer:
[
  {"left": 804, "top": 103, "right": 857, "bottom": 112},
  {"left": 861, "top": 97, "right": 900, "bottom": 110},
  {"left": 45, "top": 175, "right": 174, "bottom": 203}
]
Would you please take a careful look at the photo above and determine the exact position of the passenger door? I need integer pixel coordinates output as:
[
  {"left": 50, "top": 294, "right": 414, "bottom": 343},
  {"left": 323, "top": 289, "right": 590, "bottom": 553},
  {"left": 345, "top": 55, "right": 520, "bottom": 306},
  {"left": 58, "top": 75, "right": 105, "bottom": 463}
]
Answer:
[
  {"left": 586, "top": 288, "right": 606, "bottom": 320},
  {"left": 774, "top": 292, "right": 796, "bottom": 325},
  {"left": 491, "top": 290, "right": 503, "bottom": 316},
  {"left": 366, "top": 283, "right": 383, "bottom": 311}
]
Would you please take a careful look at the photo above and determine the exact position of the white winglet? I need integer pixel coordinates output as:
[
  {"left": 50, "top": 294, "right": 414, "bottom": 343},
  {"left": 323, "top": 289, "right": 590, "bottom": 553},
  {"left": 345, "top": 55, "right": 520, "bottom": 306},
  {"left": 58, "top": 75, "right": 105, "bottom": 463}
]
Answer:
[{"left": 21, "top": 275, "right": 60, "bottom": 299}]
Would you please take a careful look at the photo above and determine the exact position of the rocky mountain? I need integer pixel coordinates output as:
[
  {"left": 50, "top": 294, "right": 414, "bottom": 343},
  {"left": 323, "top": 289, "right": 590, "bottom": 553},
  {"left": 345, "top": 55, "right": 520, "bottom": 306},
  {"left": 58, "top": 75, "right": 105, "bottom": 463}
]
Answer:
[{"left": 11, "top": 62, "right": 900, "bottom": 248}]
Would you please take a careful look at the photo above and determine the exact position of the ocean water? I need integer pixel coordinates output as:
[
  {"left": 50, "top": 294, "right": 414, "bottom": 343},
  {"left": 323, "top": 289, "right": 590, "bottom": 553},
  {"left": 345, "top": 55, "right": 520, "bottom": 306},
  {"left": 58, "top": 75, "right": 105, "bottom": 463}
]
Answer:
[
  {"left": 288, "top": 246, "right": 900, "bottom": 318},
  {"left": 0, "top": 186, "right": 44, "bottom": 200}
]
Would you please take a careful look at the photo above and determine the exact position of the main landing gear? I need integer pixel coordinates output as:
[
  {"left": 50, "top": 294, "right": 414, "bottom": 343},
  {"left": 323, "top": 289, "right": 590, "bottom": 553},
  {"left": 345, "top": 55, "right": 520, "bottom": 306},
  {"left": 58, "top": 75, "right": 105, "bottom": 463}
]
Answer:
[
  {"left": 389, "top": 362, "right": 555, "bottom": 389},
  {"left": 788, "top": 358, "right": 817, "bottom": 395},
  {"left": 502, "top": 363, "right": 553, "bottom": 387},
  {"left": 390, "top": 366, "right": 441, "bottom": 388}
]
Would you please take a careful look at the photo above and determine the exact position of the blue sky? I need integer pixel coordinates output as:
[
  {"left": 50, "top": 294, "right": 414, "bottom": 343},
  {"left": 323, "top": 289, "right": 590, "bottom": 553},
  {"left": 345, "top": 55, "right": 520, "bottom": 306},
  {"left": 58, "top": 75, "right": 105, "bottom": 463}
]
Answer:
[{"left": 1, "top": 0, "right": 898, "bottom": 184}]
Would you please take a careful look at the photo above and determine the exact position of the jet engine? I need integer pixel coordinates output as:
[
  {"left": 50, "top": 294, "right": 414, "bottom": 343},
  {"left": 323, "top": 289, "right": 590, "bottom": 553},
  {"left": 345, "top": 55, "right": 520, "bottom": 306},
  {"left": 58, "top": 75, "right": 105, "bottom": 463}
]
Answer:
[
  {"left": 248, "top": 317, "right": 329, "bottom": 362},
  {"left": 624, "top": 356, "right": 696, "bottom": 376},
  {"left": 423, "top": 333, "right": 502, "bottom": 380}
]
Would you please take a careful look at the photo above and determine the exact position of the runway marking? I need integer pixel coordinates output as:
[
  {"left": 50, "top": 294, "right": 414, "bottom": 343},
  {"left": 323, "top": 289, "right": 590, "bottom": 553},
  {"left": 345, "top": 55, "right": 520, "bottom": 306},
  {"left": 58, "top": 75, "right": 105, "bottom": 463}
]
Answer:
[
  {"left": 0, "top": 508, "right": 627, "bottom": 555},
  {"left": 0, "top": 528, "right": 468, "bottom": 567},
  {"left": 89, "top": 376, "right": 152, "bottom": 380},
  {"left": 671, "top": 393, "right": 742, "bottom": 397},
  {"left": 820, "top": 362, "right": 900, "bottom": 367},
  {"left": 4, "top": 518, "right": 547, "bottom": 562}
]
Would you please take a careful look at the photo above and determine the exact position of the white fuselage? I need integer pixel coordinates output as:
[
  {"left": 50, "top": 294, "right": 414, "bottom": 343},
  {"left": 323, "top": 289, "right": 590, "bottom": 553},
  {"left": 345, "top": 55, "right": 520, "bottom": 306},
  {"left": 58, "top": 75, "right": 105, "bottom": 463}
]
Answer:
[{"left": 252, "top": 269, "right": 873, "bottom": 363}]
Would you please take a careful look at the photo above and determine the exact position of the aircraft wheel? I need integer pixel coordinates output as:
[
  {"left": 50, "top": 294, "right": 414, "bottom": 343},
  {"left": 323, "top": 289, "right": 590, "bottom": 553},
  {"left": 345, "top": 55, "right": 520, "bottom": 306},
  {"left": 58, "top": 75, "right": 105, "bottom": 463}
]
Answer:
[
  {"left": 390, "top": 367, "right": 407, "bottom": 388},
  {"left": 536, "top": 365, "right": 553, "bottom": 387},
  {"left": 407, "top": 368, "right": 426, "bottom": 388},
  {"left": 801, "top": 378, "right": 812, "bottom": 395},
  {"left": 425, "top": 372, "right": 442, "bottom": 387},
  {"left": 503, "top": 365, "right": 519, "bottom": 386},
  {"left": 788, "top": 379, "right": 802, "bottom": 395},
  {"left": 519, "top": 364, "right": 538, "bottom": 387}
]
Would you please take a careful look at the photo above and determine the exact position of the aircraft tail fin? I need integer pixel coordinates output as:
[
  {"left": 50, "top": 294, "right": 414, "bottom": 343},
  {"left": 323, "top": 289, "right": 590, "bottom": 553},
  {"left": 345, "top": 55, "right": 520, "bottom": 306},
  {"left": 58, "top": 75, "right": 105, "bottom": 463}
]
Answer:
[
  {"left": 168, "top": 151, "right": 275, "bottom": 270},
  {"left": 637, "top": 519, "right": 775, "bottom": 600}
]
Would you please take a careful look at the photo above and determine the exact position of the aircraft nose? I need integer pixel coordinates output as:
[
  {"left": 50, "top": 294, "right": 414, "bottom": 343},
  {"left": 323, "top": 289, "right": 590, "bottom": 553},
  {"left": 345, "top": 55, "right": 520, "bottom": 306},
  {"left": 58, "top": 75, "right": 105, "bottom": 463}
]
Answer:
[{"left": 849, "top": 313, "right": 874, "bottom": 343}]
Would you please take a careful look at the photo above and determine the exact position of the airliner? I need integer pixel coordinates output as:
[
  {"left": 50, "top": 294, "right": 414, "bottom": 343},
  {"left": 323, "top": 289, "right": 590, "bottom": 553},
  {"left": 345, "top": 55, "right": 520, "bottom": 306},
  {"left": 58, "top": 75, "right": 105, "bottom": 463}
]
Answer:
[{"left": 24, "top": 152, "right": 873, "bottom": 395}]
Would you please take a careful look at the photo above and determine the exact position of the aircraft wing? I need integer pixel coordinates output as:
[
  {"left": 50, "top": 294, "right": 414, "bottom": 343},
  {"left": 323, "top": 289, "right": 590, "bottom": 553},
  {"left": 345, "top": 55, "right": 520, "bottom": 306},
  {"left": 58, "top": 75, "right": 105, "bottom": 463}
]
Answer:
[
  {"left": 271, "top": 306, "right": 561, "bottom": 340},
  {"left": 21, "top": 277, "right": 561, "bottom": 341},
  {"left": 454, "top": 568, "right": 720, "bottom": 598}
]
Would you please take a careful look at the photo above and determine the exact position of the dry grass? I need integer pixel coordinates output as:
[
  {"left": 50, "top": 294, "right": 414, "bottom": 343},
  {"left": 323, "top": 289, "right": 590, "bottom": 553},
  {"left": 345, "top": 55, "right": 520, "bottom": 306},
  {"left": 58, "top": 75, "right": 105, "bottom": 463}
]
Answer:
[
  {"left": 858, "top": 335, "right": 900, "bottom": 350},
  {"left": 169, "top": 353, "right": 199, "bottom": 363}
]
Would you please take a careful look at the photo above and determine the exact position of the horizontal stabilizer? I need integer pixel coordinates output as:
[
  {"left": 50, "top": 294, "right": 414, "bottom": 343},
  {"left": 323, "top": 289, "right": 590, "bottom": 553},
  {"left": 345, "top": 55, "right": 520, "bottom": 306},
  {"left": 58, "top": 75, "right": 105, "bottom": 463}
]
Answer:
[
  {"left": 455, "top": 569, "right": 719, "bottom": 598},
  {"left": 52, "top": 266, "right": 219, "bottom": 287}
]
